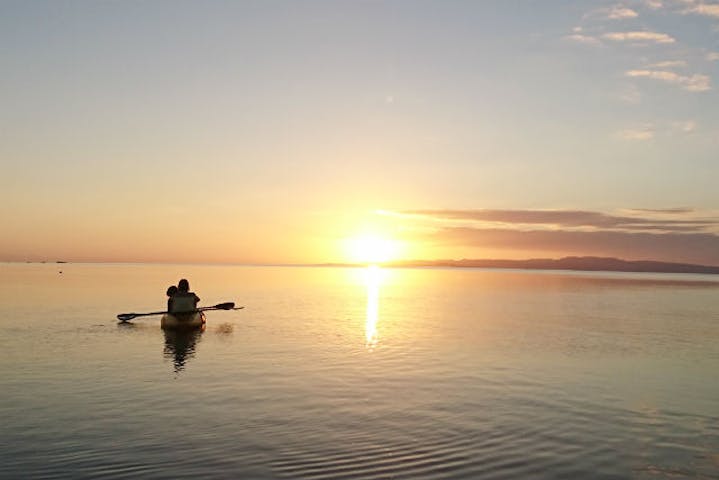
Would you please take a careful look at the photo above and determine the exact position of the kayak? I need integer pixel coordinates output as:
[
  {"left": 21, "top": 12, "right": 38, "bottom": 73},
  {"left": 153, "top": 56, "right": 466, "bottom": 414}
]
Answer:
[{"left": 161, "top": 311, "right": 206, "bottom": 330}]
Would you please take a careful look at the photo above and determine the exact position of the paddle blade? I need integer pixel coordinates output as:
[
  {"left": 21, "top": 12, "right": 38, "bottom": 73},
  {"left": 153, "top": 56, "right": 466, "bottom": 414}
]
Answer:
[
  {"left": 214, "top": 302, "right": 235, "bottom": 310},
  {"left": 117, "top": 313, "right": 136, "bottom": 322}
]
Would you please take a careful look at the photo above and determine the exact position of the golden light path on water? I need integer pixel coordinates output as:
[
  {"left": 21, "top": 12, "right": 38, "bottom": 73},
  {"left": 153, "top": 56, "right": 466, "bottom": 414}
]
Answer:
[{"left": 363, "top": 265, "right": 384, "bottom": 349}]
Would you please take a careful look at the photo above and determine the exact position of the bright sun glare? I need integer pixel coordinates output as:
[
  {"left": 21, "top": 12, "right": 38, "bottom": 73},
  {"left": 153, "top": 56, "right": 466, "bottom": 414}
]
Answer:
[{"left": 346, "top": 235, "right": 401, "bottom": 264}]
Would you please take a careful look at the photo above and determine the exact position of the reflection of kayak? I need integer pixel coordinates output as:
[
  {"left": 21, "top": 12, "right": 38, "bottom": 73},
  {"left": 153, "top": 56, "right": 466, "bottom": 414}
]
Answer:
[
  {"left": 164, "top": 327, "right": 204, "bottom": 372},
  {"left": 161, "top": 311, "right": 206, "bottom": 329}
]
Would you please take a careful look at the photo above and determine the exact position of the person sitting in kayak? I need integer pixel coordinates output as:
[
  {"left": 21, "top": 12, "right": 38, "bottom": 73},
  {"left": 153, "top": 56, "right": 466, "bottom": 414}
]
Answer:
[
  {"left": 166, "top": 285, "right": 178, "bottom": 311},
  {"left": 169, "top": 278, "right": 201, "bottom": 314}
]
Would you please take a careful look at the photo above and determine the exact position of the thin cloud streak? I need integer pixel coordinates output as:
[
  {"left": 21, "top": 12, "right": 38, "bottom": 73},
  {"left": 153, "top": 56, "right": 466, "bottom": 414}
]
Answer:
[
  {"left": 619, "top": 125, "right": 655, "bottom": 140},
  {"left": 671, "top": 120, "right": 697, "bottom": 132},
  {"left": 608, "top": 6, "right": 640, "bottom": 19},
  {"left": 625, "top": 69, "right": 711, "bottom": 91},
  {"left": 646, "top": 60, "right": 687, "bottom": 68},
  {"left": 564, "top": 34, "right": 602, "bottom": 46},
  {"left": 686, "top": 3, "right": 719, "bottom": 18},
  {"left": 603, "top": 31, "right": 676, "bottom": 43},
  {"left": 400, "top": 209, "right": 717, "bottom": 232},
  {"left": 617, "top": 83, "right": 643, "bottom": 103},
  {"left": 629, "top": 207, "right": 694, "bottom": 214},
  {"left": 645, "top": 0, "right": 719, "bottom": 17}
]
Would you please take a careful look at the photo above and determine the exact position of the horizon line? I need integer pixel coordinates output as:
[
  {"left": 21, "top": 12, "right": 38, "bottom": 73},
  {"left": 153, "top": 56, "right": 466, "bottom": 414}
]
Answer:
[{"left": 5, "top": 255, "right": 719, "bottom": 272}]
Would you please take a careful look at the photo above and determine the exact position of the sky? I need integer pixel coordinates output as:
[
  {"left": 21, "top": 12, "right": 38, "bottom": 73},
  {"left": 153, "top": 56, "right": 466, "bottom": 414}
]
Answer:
[{"left": 1, "top": 0, "right": 718, "bottom": 265}]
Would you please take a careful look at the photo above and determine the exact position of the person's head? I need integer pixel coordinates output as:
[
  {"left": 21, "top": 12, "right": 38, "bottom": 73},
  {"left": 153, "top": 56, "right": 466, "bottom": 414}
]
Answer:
[
  {"left": 166, "top": 285, "right": 178, "bottom": 297},
  {"left": 178, "top": 279, "right": 190, "bottom": 292}
]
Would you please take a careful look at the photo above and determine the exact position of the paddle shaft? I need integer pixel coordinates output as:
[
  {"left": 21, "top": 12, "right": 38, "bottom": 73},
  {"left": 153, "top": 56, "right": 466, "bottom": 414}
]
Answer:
[{"left": 117, "top": 302, "right": 242, "bottom": 322}]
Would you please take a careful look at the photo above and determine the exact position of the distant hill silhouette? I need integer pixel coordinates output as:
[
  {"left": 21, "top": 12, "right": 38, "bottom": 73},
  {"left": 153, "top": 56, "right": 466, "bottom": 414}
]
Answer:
[{"left": 383, "top": 256, "right": 719, "bottom": 274}]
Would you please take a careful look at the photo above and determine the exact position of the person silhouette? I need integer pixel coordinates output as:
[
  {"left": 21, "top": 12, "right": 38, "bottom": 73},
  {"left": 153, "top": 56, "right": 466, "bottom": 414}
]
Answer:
[
  {"left": 166, "top": 285, "right": 178, "bottom": 311},
  {"left": 170, "top": 278, "right": 201, "bottom": 313}
]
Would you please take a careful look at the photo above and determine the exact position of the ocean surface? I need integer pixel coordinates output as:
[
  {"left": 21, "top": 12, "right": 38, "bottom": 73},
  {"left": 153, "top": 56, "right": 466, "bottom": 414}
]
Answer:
[{"left": 1, "top": 263, "right": 718, "bottom": 479}]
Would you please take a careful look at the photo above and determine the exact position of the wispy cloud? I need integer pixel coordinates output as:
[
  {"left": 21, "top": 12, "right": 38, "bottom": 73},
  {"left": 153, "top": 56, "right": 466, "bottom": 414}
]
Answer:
[
  {"left": 629, "top": 207, "right": 694, "bottom": 214},
  {"left": 616, "top": 120, "right": 697, "bottom": 138},
  {"left": 707, "top": 52, "right": 719, "bottom": 61},
  {"left": 642, "top": 0, "right": 719, "bottom": 19},
  {"left": 625, "top": 69, "right": 711, "bottom": 91},
  {"left": 400, "top": 209, "right": 716, "bottom": 233},
  {"left": 671, "top": 120, "right": 697, "bottom": 132},
  {"left": 564, "top": 33, "right": 602, "bottom": 46},
  {"left": 618, "top": 124, "right": 655, "bottom": 140},
  {"left": 603, "top": 31, "right": 676, "bottom": 43},
  {"left": 646, "top": 60, "right": 687, "bottom": 68},
  {"left": 643, "top": 0, "right": 664, "bottom": 9},
  {"left": 685, "top": 2, "right": 719, "bottom": 18},
  {"left": 584, "top": 5, "right": 639, "bottom": 20},
  {"left": 617, "top": 83, "right": 643, "bottom": 103},
  {"left": 608, "top": 5, "right": 640, "bottom": 19}
]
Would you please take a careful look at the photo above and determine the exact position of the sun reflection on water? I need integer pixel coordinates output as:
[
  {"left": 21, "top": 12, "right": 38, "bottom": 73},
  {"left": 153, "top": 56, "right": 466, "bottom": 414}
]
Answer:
[{"left": 363, "top": 265, "right": 385, "bottom": 350}]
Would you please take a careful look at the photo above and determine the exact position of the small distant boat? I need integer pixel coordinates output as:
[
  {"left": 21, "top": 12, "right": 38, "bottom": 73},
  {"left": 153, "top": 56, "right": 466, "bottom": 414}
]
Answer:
[{"left": 160, "top": 311, "right": 206, "bottom": 330}]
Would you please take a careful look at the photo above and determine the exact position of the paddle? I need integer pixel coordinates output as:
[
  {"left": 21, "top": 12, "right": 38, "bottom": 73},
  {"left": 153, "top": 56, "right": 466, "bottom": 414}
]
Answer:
[{"left": 117, "top": 302, "right": 243, "bottom": 322}]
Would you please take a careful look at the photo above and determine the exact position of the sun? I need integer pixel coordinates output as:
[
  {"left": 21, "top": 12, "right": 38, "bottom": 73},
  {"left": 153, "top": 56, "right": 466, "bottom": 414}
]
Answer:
[{"left": 345, "top": 234, "right": 401, "bottom": 264}]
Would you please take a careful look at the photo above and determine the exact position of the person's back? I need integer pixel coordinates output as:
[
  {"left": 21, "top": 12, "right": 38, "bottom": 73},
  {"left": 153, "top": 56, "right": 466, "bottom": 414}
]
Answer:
[
  {"left": 170, "top": 278, "right": 200, "bottom": 314},
  {"left": 169, "top": 292, "right": 197, "bottom": 313}
]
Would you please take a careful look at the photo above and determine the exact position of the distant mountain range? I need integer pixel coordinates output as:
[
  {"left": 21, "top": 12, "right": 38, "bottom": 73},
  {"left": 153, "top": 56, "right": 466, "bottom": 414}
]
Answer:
[{"left": 381, "top": 256, "right": 719, "bottom": 274}]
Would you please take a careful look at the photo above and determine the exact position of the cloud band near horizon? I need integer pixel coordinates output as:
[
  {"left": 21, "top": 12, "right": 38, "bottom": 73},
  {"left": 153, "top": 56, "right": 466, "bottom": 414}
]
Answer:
[{"left": 392, "top": 208, "right": 719, "bottom": 265}]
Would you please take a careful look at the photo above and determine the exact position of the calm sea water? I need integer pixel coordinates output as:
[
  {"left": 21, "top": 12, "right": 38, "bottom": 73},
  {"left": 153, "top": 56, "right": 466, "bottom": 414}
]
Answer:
[{"left": 1, "top": 263, "right": 718, "bottom": 479}]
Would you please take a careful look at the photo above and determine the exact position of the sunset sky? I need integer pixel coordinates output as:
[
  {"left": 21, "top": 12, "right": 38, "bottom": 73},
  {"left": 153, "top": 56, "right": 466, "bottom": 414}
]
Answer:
[{"left": 2, "top": 1, "right": 718, "bottom": 265}]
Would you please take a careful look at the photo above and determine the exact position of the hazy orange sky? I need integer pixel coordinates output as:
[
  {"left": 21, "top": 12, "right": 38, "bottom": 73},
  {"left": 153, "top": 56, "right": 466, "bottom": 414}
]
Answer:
[{"left": 1, "top": 1, "right": 718, "bottom": 265}]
